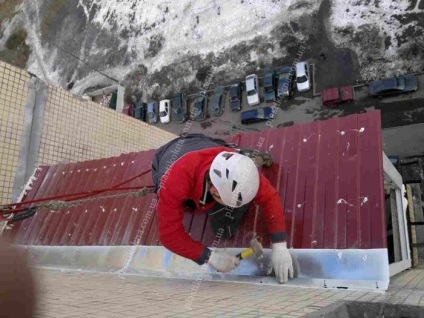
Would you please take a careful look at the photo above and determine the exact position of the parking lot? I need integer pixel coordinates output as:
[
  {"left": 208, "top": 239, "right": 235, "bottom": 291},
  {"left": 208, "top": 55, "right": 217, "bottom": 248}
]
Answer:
[{"left": 154, "top": 67, "right": 424, "bottom": 137}]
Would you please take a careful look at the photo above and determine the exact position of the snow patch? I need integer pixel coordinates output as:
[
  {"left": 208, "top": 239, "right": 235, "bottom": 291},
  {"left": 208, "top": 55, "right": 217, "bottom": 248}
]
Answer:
[{"left": 329, "top": 0, "right": 424, "bottom": 80}]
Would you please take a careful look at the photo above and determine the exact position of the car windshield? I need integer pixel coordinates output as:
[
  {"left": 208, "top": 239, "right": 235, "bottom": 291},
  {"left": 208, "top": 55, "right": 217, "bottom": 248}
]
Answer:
[
  {"left": 159, "top": 111, "right": 167, "bottom": 117},
  {"left": 196, "top": 95, "right": 204, "bottom": 103},
  {"left": 247, "top": 89, "right": 257, "bottom": 96},
  {"left": 173, "top": 107, "right": 182, "bottom": 114},
  {"left": 264, "top": 86, "right": 274, "bottom": 93},
  {"left": 148, "top": 112, "right": 154, "bottom": 119},
  {"left": 396, "top": 77, "right": 406, "bottom": 89},
  {"left": 297, "top": 75, "right": 307, "bottom": 84},
  {"left": 194, "top": 103, "right": 202, "bottom": 117},
  {"left": 257, "top": 108, "right": 264, "bottom": 118}
]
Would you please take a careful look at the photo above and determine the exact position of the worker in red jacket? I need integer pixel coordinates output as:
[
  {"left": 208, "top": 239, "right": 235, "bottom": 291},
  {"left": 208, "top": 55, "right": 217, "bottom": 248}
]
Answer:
[{"left": 151, "top": 134, "right": 293, "bottom": 283}]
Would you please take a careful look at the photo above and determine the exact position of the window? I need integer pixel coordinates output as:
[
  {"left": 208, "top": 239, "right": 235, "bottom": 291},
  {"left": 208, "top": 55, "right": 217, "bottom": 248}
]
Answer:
[
  {"left": 247, "top": 89, "right": 257, "bottom": 96},
  {"left": 297, "top": 75, "right": 308, "bottom": 84}
]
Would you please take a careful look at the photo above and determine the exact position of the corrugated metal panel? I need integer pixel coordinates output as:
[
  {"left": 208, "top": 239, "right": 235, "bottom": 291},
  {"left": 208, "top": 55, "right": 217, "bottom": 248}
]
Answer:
[{"left": 9, "top": 111, "right": 386, "bottom": 249}]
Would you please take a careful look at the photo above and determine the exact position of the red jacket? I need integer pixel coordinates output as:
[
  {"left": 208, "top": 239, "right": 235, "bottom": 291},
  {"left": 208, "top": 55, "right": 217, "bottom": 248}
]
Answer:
[{"left": 156, "top": 146, "right": 286, "bottom": 264}]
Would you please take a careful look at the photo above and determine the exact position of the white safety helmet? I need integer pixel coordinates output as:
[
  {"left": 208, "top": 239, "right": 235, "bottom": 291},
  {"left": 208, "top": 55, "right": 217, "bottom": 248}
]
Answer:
[{"left": 209, "top": 151, "right": 260, "bottom": 208}]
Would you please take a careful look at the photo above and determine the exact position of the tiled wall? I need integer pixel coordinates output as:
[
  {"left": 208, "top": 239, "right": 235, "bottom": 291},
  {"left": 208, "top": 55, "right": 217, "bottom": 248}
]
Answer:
[
  {"left": 39, "top": 86, "right": 177, "bottom": 164},
  {"left": 0, "top": 61, "right": 30, "bottom": 204},
  {"left": 0, "top": 61, "right": 177, "bottom": 204}
]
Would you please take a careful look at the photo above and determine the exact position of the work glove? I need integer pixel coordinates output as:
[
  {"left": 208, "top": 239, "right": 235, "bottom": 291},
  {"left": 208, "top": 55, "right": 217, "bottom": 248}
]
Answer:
[
  {"left": 208, "top": 250, "right": 240, "bottom": 273},
  {"left": 271, "top": 242, "right": 294, "bottom": 283}
]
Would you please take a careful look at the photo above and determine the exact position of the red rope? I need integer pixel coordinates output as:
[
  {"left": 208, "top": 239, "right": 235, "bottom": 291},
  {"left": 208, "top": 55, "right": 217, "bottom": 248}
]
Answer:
[{"left": 0, "top": 168, "right": 153, "bottom": 216}]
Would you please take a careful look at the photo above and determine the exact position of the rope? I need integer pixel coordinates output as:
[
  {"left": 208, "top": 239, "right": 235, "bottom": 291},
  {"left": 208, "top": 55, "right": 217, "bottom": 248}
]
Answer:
[
  {"left": 37, "top": 187, "right": 154, "bottom": 211},
  {"left": 0, "top": 168, "right": 153, "bottom": 211},
  {"left": 1, "top": 187, "right": 154, "bottom": 221}
]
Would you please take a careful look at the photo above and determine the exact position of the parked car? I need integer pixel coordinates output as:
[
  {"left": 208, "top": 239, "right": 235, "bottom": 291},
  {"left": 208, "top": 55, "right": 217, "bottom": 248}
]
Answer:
[
  {"left": 159, "top": 99, "right": 171, "bottom": 123},
  {"left": 123, "top": 103, "right": 135, "bottom": 117},
  {"left": 246, "top": 74, "right": 260, "bottom": 106},
  {"left": 193, "top": 91, "right": 208, "bottom": 121},
  {"left": 321, "top": 86, "right": 354, "bottom": 108},
  {"left": 229, "top": 82, "right": 242, "bottom": 111},
  {"left": 210, "top": 86, "right": 225, "bottom": 116},
  {"left": 240, "top": 106, "right": 275, "bottom": 125},
  {"left": 147, "top": 101, "right": 158, "bottom": 123},
  {"left": 295, "top": 61, "right": 311, "bottom": 92},
  {"left": 369, "top": 75, "right": 418, "bottom": 98},
  {"left": 134, "top": 102, "right": 147, "bottom": 122},
  {"left": 171, "top": 92, "right": 188, "bottom": 123},
  {"left": 263, "top": 69, "right": 277, "bottom": 102},
  {"left": 278, "top": 66, "right": 294, "bottom": 99}
]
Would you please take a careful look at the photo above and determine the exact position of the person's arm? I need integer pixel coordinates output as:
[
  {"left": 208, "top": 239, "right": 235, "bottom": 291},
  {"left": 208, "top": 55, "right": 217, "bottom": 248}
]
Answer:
[
  {"left": 254, "top": 174, "right": 287, "bottom": 243},
  {"left": 157, "top": 188, "right": 211, "bottom": 264},
  {"left": 157, "top": 189, "right": 240, "bottom": 272},
  {"left": 254, "top": 174, "right": 294, "bottom": 283}
]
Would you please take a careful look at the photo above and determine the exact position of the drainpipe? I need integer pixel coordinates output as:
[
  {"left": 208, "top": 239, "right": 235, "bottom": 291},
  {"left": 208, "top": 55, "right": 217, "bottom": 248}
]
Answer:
[{"left": 11, "top": 77, "right": 47, "bottom": 203}]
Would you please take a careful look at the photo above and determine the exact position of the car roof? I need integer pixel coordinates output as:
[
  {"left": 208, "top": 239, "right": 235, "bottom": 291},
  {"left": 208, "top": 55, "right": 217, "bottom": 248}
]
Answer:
[
  {"left": 211, "top": 94, "right": 220, "bottom": 106},
  {"left": 147, "top": 102, "right": 155, "bottom": 110},
  {"left": 172, "top": 94, "right": 182, "bottom": 106},
  {"left": 264, "top": 72, "right": 274, "bottom": 86},
  {"left": 322, "top": 87, "right": 340, "bottom": 102},
  {"left": 194, "top": 100, "right": 204, "bottom": 109},
  {"left": 371, "top": 77, "right": 398, "bottom": 91},
  {"left": 246, "top": 75, "right": 256, "bottom": 90},
  {"left": 296, "top": 62, "right": 306, "bottom": 76}
]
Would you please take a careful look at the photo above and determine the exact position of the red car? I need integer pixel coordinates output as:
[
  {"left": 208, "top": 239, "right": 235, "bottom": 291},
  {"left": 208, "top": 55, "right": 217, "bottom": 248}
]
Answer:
[{"left": 321, "top": 86, "right": 354, "bottom": 108}]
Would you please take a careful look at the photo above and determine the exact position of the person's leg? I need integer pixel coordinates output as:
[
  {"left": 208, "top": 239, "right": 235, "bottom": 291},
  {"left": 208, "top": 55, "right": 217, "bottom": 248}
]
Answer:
[{"left": 236, "top": 148, "right": 273, "bottom": 167}]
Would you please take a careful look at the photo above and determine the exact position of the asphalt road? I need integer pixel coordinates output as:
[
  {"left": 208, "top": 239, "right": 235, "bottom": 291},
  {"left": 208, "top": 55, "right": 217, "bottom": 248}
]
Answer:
[{"left": 152, "top": 72, "right": 424, "bottom": 137}]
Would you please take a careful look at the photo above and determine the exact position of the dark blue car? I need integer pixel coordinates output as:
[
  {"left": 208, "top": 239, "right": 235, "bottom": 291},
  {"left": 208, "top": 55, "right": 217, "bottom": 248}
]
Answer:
[
  {"left": 240, "top": 106, "right": 275, "bottom": 125},
  {"left": 134, "top": 102, "right": 147, "bottom": 122},
  {"left": 229, "top": 83, "right": 242, "bottom": 111},
  {"left": 278, "top": 66, "right": 294, "bottom": 100},
  {"left": 147, "top": 101, "right": 158, "bottom": 124},
  {"left": 210, "top": 86, "right": 225, "bottom": 116},
  {"left": 193, "top": 91, "right": 208, "bottom": 121},
  {"left": 171, "top": 92, "right": 188, "bottom": 123},
  {"left": 263, "top": 69, "right": 277, "bottom": 102},
  {"left": 369, "top": 75, "right": 418, "bottom": 98}
]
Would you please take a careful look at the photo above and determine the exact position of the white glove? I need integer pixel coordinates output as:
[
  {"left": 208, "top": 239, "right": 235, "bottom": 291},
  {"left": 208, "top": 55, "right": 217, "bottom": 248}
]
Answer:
[
  {"left": 271, "top": 242, "right": 294, "bottom": 283},
  {"left": 208, "top": 250, "right": 240, "bottom": 273}
]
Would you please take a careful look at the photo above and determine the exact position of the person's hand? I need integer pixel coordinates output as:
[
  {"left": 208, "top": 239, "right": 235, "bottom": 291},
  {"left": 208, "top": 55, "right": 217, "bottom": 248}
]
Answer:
[
  {"left": 271, "top": 242, "right": 294, "bottom": 283},
  {"left": 208, "top": 250, "right": 240, "bottom": 273}
]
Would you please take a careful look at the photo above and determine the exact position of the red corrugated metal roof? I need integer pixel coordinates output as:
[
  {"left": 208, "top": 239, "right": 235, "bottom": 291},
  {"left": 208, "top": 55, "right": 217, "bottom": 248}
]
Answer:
[{"left": 8, "top": 111, "right": 386, "bottom": 249}]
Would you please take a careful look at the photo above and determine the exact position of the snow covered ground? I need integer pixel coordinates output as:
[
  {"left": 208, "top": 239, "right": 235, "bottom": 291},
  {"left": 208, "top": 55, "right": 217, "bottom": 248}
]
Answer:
[
  {"left": 1, "top": 0, "right": 423, "bottom": 100},
  {"left": 329, "top": 0, "right": 424, "bottom": 81}
]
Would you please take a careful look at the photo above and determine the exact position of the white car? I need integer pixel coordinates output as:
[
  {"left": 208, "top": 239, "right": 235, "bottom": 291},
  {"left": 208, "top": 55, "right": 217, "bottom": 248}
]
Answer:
[
  {"left": 159, "top": 99, "right": 171, "bottom": 123},
  {"left": 245, "top": 74, "right": 260, "bottom": 106},
  {"left": 295, "top": 61, "right": 311, "bottom": 92}
]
